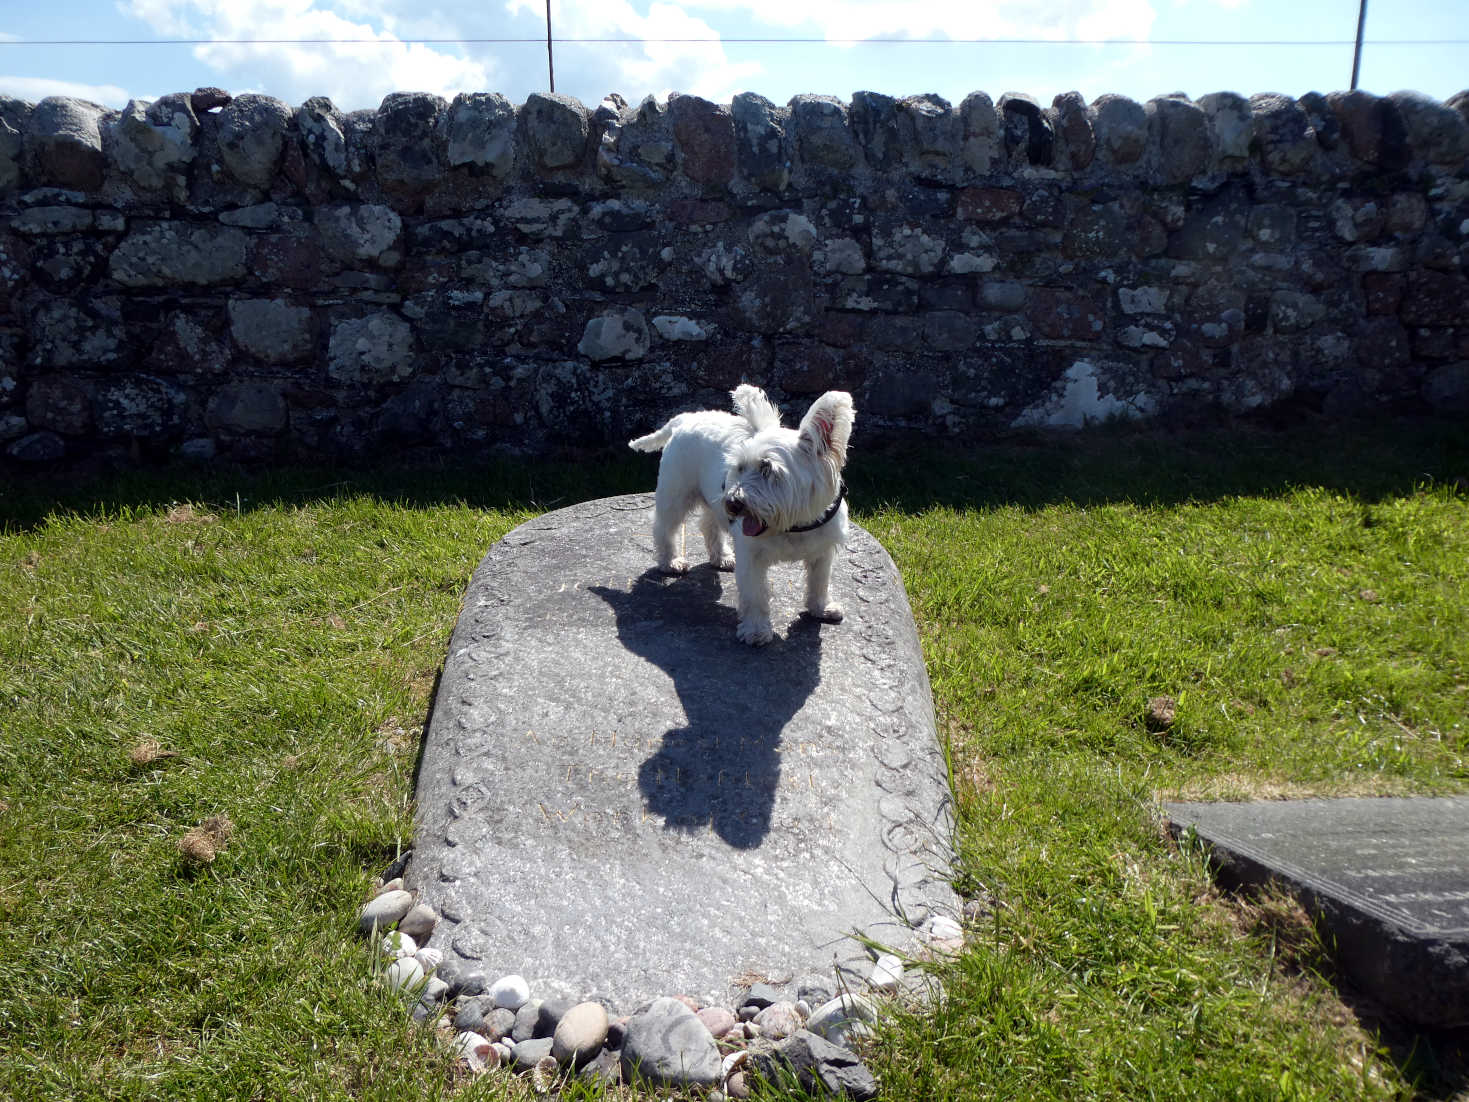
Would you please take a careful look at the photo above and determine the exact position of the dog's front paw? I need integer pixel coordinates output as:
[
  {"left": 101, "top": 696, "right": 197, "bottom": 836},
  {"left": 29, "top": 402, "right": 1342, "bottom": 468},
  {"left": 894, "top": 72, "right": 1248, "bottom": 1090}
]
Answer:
[
  {"left": 804, "top": 601, "right": 844, "bottom": 624},
  {"left": 658, "top": 556, "right": 691, "bottom": 575},
  {"left": 737, "top": 618, "right": 775, "bottom": 646},
  {"left": 712, "top": 552, "right": 736, "bottom": 571}
]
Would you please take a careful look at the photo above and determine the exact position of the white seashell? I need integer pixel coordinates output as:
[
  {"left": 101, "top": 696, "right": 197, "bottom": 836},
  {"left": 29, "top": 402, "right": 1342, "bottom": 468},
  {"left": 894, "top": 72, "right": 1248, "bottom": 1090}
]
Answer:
[
  {"left": 869, "top": 953, "right": 903, "bottom": 993},
  {"left": 382, "top": 956, "right": 425, "bottom": 993},
  {"left": 925, "top": 914, "right": 963, "bottom": 941},
  {"left": 381, "top": 930, "right": 418, "bottom": 958},
  {"left": 455, "top": 1030, "right": 492, "bottom": 1069},
  {"left": 530, "top": 1054, "right": 558, "bottom": 1094},
  {"left": 721, "top": 1049, "right": 749, "bottom": 1077},
  {"left": 415, "top": 947, "right": 444, "bottom": 972},
  {"left": 807, "top": 991, "right": 881, "bottom": 1048}
]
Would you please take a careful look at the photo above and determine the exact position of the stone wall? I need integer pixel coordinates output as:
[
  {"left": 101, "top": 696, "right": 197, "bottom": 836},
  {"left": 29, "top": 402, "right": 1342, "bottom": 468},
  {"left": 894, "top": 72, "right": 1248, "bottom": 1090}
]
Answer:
[{"left": 2, "top": 85, "right": 1468, "bottom": 467}]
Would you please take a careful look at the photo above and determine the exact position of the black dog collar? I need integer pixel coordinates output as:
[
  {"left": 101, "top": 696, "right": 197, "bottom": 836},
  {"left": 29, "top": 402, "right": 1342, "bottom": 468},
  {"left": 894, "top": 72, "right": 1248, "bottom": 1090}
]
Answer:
[{"left": 787, "top": 480, "right": 847, "bottom": 533}]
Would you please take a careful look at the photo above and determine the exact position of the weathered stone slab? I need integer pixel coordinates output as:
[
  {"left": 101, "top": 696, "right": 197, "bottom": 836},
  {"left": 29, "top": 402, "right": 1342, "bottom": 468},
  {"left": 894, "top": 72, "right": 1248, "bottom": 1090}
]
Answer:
[
  {"left": 408, "top": 494, "right": 956, "bottom": 1012},
  {"left": 1166, "top": 797, "right": 1469, "bottom": 1027}
]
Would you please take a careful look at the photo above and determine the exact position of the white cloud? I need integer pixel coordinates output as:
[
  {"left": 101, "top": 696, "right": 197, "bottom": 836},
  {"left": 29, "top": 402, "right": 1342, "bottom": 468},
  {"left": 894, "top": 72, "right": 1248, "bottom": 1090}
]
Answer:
[
  {"left": 683, "top": 0, "right": 1157, "bottom": 42},
  {"left": 121, "top": 1, "right": 501, "bottom": 109},
  {"left": 0, "top": 75, "right": 134, "bottom": 107},
  {"left": 500, "top": 0, "right": 1161, "bottom": 106},
  {"left": 508, "top": 0, "right": 763, "bottom": 104}
]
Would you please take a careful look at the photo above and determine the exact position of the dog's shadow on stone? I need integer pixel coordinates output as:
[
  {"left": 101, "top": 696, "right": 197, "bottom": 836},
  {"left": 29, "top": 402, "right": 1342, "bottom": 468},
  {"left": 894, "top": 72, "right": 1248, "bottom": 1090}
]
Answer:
[{"left": 589, "top": 567, "right": 825, "bottom": 850}]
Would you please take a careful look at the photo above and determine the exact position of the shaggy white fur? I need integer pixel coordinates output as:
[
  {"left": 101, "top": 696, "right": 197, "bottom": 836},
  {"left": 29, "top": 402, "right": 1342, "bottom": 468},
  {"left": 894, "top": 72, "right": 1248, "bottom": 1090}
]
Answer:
[{"left": 629, "top": 385, "right": 856, "bottom": 646}]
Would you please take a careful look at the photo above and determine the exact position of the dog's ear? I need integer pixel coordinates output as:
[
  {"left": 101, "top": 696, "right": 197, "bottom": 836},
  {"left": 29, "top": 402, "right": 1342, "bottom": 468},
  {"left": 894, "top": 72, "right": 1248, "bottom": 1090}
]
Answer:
[
  {"left": 730, "top": 384, "right": 781, "bottom": 433},
  {"left": 798, "top": 391, "right": 855, "bottom": 468}
]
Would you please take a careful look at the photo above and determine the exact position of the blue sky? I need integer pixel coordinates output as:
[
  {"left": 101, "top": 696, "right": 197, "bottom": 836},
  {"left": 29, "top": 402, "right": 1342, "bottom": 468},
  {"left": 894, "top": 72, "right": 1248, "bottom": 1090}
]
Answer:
[{"left": 1, "top": 1, "right": 1464, "bottom": 114}]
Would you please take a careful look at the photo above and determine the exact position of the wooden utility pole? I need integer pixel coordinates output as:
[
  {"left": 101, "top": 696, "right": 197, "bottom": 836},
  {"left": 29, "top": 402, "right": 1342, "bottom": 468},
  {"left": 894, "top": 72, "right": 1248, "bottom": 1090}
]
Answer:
[
  {"left": 546, "top": 0, "right": 556, "bottom": 92},
  {"left": 1351, "top": 0, "right": 1367, "bottom": 90}
]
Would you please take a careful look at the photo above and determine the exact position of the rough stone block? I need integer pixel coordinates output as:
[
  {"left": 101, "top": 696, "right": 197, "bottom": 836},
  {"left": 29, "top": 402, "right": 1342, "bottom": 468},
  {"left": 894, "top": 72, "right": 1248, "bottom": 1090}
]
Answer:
[
  {"left": 578, "top": 308, "right": 651, "bottom": 361},
  {"left": 228, "top": 298, "right": 313, "bottom": 363},
  {"left": 1387, "top": 90, "right": 1469, "bottom": 166},
  {"left": 217, "top": 94, "right": 291, "bottom": 191},
  {"left": 1027, "top": 288, "right": 1105, "bottom": 340},
  {"left": 327, "top": 312, "right": 416, "bottom": 383},
  {"left": 110, "top": 223, "right": 249, "bottom": 287},
  {"left": 28, "top": 299, "right": 124, "bottom": 367},
  {"left": 1325, "top": 89, "right": 1408, "bottom": 168},
  {"left": 1401, "top": 271, "right": 1469, "bottom": 327},
  {"left": 109, "top": 95, "right": 197, "bottom": 199},
  {"left": 1197, "top": 91, "right": 1252, "bottom": 166},
  {"left": 521, "top": 92, "right": 589, "bottom": 171},
  {"left": 870, "top": 224, "right": 945, "bottom": 276},
  {"left": 95, "top": 374, "right": 184, "bottom": 438},
  {"left": 849, "top": 91, "right": 902, "bottom": 172},
  {"left": 999, "top": 93, "right": 1053, "bottom": 166},
  {"left": 1092, "top": 94, "right": 1147, "bottom": 165},
  {"left": 0, "top": 96, "right": 32, "bottom": 192},
  {"left": 6, "top": 430, "right": 65, "bottom": 463},
  {"left": 790, "top": 95, "right": 855, "bottom": 172},
  {"left": 206, "top": 382, "right": 288, "bottom": 434},
  {"left": 670, "top": 94, "right": 735, "bottom": 187},
  {"left": 958, "top": 91, "right": 999, "bottom": 176},
  {"left": 1250, "top": 93, "right": 1316, "bottom": 175},
  {"left": 375, "top": 92, "right": 448, "bottom": 195},
  {"left": 1051, "top": 91, "right": 1095, "bottom": 171},
  {"left": 315, "top": 203, "right": 403, "bottom": 264},
  {"left": 1148, "top": 96, "right": 1209, "bottom": 185},
  {"left": 440, "top": 92, "right": 516, "bottom": 176},
  {"left": 26, "top": 97, "right": 107, "bottom": 191},
  {"left": 1424, "top": 362, "right": 1469, "bottom": 412},
  {"left": 957, "top": 187, "right": 1021, "bottom": 223},
  {"left": 896, "top": 93, "right": 959, "bottom": 180},
  {"left": 731, "top": 92, "right": 790, "bottom": 192},
  {"left": 25, "top": 376, "right": 92, "bottom": 435},
  {"left": 297, "top": 97, "right": 350, "bottom": 180}
]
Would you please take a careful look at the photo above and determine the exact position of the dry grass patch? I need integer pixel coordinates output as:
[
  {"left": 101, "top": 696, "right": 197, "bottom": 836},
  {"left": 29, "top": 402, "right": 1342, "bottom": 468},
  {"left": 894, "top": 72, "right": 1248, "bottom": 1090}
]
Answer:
[{"left": 177, "top": 814, "right": 234, "bottom": 866}]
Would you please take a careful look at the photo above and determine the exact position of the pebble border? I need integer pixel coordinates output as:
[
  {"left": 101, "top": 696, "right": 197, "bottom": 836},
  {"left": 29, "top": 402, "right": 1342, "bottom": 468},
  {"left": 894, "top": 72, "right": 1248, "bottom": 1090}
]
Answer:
[{"left": 357, "top": 856, "right": 968, "bottom": 1098}]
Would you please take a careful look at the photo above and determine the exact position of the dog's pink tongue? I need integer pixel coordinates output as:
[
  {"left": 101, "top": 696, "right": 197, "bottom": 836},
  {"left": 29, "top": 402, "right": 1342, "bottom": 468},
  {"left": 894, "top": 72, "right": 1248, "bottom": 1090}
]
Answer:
[{"left": 742, "top": 515, "right": 766, "bottom": 537}]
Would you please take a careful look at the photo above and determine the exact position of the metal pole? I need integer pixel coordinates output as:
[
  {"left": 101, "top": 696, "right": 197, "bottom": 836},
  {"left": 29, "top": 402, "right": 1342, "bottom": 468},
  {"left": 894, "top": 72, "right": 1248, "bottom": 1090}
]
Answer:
[
  {"left": 1351, "top": 0, "right": 1367, "bottom": 90},
  {"left": 545, "top": 0, "right": 555, "bottom": 92}
]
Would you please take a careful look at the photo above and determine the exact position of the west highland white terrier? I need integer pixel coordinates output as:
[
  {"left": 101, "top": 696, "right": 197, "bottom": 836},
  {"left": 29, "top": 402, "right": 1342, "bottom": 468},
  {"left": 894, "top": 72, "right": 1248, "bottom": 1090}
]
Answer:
[{"left": 629, "top": 384, "right": 856, "bottom": 646}]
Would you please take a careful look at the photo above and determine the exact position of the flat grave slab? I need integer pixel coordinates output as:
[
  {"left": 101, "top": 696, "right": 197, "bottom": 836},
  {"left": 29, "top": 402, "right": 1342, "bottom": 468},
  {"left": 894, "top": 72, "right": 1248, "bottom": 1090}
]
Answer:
[
  {"left": 408, "top": 494, "right": 957, "bottom": 1012},
  {"left": 1165, "top": 797, "right": 1469, "bottom": 1027}
]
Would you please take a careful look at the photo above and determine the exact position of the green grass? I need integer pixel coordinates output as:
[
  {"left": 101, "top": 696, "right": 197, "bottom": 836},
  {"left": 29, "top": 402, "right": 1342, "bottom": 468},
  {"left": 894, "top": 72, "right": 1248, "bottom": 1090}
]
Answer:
[{"left": 1, "top": 419, "right": 1466, "bottom": 1100}]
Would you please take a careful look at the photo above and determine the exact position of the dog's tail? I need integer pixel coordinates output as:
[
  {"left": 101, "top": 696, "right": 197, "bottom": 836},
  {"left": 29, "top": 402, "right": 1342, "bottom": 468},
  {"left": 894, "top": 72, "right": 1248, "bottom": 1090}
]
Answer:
[{"left": 628, "top": 417, "right": 679, "bottom": 453}]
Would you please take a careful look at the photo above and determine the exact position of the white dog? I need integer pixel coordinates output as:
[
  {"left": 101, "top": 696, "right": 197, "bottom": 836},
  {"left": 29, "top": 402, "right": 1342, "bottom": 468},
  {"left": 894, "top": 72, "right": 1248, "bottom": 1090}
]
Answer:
[{"left": 629, "top": 384, "right": 856, "bottom": 646}]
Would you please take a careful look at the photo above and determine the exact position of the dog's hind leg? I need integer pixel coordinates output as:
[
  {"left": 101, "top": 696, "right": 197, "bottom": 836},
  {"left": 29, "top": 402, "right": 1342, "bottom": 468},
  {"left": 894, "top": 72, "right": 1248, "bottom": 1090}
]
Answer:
[
  {"left": 698, "top": 504, "right": 735, "bottom": 570},
  {"left": 652, "top": 484, "right": 696, "bottom": 574}
]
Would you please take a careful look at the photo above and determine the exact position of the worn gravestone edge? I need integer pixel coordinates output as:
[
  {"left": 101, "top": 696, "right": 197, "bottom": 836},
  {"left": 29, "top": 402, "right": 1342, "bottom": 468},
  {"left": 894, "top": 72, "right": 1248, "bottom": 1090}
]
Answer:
[{"left": 1165, "top": 797, "right": 1469, "bottom": 1028}]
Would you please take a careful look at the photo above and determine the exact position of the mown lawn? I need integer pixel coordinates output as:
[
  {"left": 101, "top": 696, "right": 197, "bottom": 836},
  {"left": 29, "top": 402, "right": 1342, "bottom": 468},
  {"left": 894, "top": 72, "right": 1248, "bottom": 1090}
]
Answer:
[{"left": 1, "top": 418, "right": 1466, "bottom": 1100}]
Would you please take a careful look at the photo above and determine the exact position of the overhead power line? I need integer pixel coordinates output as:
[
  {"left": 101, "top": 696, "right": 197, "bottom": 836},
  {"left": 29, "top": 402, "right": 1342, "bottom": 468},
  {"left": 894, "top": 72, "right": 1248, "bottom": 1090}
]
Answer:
[{"left": 1, "top": 36, "right": 1464, "bottom": 47}]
